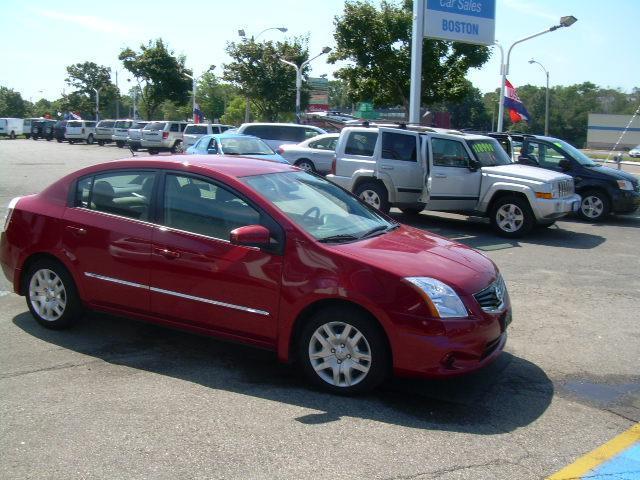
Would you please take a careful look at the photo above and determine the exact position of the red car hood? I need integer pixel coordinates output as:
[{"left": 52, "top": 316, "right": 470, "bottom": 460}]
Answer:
[{"left": 331, "top": 225, "right": 498, "bottom": 295}]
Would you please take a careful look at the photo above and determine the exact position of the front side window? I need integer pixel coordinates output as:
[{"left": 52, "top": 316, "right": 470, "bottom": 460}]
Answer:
[
  {"left": 76, "top": 171, "right": 156, "bottom": 221},
  {"left": 345, "top": 132, "right": 378, "bottom": 157},
  {"left": 163, "top": 174, "right": 260, "bottom": 240},
  {"left": 304, "top": 128, "right": 321, "bottom": 139},
  {"left": 524, "top": 141, "right": 569, "bottom": 169},
  {"left": 431, "top": 138, "right": 471, "bottom": 167},
  {"left": 381, "top": 132, "right": 417, "bottom": 162},
  {"left": 309, "top": 137, "right": 337, "bottom": 150}
]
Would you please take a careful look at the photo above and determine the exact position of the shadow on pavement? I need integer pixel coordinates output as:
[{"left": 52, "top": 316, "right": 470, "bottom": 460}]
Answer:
[
  {"left": 559, "top": 213, "right": 640, "bottom": 230},
  {"left": 391, "top": 211, "right": 607, "bottom": 251},
  {"left": 13, "top": 310, "right": 553, "bottom": 435}
]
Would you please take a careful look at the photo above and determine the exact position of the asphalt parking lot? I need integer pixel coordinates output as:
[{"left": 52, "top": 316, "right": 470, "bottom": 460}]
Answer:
[{"left": 1, "top": 139, "right": 639, "bottom": 479}]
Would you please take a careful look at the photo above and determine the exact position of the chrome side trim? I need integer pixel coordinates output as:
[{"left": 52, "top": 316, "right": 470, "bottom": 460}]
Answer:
[
  {"left": 83, "top": 272, "right": 269, "bottom": 316},
  {"left": 149, "top": 286, "right": 270, "bottom": 316},
  {"left": 84, "top": 272, "right": 148, "bottom": 289}
]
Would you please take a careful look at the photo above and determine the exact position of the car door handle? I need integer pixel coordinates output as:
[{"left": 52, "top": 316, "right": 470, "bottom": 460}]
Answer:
[
  {"left": 65, "top": 225, "right": 87, "bottom": 236},
  {"left": 154, "top": 247, "right": 181, "bottom": 259},
  {"left": 434, "top": 173, "right": 447, "bottom": 178},
  {"left": 380, "top": 165, "right": 394, "bottom": 170}
]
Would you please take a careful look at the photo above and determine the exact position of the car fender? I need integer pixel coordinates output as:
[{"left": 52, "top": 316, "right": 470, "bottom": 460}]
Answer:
[
  {"left": 349, "top": 170, "right": 397, "bottom": 204},
  {"left": 479, "top": 182, "right": 536, "bottom": 214}
]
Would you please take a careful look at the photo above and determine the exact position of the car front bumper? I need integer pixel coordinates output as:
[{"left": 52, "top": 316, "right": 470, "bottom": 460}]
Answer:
[
  {"left": 611, "top": 189, "right": 640, "bottom": 214},
  {"left": 532, "top": 193, "right": 581, "bottom": 220}
]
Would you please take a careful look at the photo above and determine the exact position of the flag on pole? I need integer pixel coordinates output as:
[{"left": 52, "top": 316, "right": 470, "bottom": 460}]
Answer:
[
  {"left": 504, "top": 79, "right": 530, "bottom": 123},
  {"left": 193, "top": 104, "right": 204, "bottom": 123}
]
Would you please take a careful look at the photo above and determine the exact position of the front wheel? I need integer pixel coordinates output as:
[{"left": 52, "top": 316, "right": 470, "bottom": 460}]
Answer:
[
  {"left": 298, "top": 307, "right": 389, "bottom": 394},
  {"left": 354, "top": 182, "right": 390, "bottom": 214},
  {"left": 490, "top": 195, "right": 534, "bottom": 238},
  {"left": 578, "top": 190, "right": 611, "bottom": 221},
  {"left": 86, "top": 134, "right": 94, "bottom": 145},
  {"left": 295, "top": 159, "right": 316, "bottom": 173},
  {"left": 25, "top": 134, "right": 31, "bottom": 139},
  {"left": 97, "top": 140, "right": 105, "bottom": 146},
  {"left": 9, "top": 131, "right": 16, "bottom": 139},
  {"left": 170, "top": 141, "right": 183, "bottom": 154},
  {"left": 25, "top": 259, "right": 83, "bottom": 330}
]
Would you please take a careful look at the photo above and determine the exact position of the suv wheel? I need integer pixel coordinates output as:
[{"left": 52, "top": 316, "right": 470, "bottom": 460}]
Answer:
[
  {"left": 295, "top": 159, "right": 315, "bottom": 173},
  {"left": 25, "top": 259, "right": 83, "bottom": 330},
  {"left": 355, "top": 182, "right": 390, "bottom": 213},
  {"left": 578, "top": 190, "right": 610, "bottom": 221},
  {"left": 97, "top": 140, "right": 105, "bottom": 146},
  {"left": 490, "top": 195, "right": 534, "bottom": 238},
  {"left": 298, "top": 306, "right": 389, "bottom": 394},
  {"left": 170, "top": 141, "right": 183, "bottom": 154},
  {"left": 9, "top": 131, "right": 16, "bottom": 139},
  {"left": 86, "top": 134, "right": 94, "bottom": 145},
  {"left": 400, "top": 205, "right": 424, "bottom": 216}
]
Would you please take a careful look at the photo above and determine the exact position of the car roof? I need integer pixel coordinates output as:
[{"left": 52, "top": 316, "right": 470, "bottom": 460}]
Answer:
[{"left": 240, "top": 122, "right": 323, "bottom": 129}]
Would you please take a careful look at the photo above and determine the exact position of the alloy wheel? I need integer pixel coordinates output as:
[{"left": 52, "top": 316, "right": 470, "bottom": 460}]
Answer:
[
  {"left": 28, "top": 269, "right": 67, "bottom": 322},
  {"left": 496, "top": 203, "right": 524, "bottom": 233},
  {"left": 581, "top": 195, "right": 604, "bottom": 219},
  {"left": 359, "top": 190, "right": 381, "bottom": 209}
]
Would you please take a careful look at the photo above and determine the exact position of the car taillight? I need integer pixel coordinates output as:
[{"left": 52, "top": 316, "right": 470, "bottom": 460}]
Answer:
[
  {"left": 330, "top": 156, "right": 336, "bottom": 175},
  {"left": 162, "top": 131, "right": 169, "bottom": 139},
  {"left": 276, "top": 147, "right": 284, "bottom": 155},
  {"left": 3, "top": 197, "right": 21, "bottom": 232}
]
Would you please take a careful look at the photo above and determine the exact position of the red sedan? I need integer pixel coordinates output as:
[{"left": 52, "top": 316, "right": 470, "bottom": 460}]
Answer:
[{"left": 1, "top": 156, "right": 511, "bottom": 394}]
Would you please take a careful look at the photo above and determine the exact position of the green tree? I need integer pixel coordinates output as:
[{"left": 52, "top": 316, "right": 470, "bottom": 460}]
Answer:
[
  {"left": 223, "top": 38, "right": 311, "bottom": 121},
  {"left": 220, "top": 96, "right": 249, "bottom": 125},
  {"left": 119, "top": 39, "right": 192, "bottom": 120},
  {"left": 160, "top": 100, "right": 191, "bottom": 121},
  {"left": 438, "top": 82, "right": 491, "bottom": 130},
  {"left": 328, "top": 79, "right": 352, "bottom": 111},
  {"left": 0, "top": 87, "right": 27, "bottom": 117},
  {"left": 330, "top": 0, "right": 491, "bottom": 113},
  {"left": 196, "top": 73, "right": 239, "bottom": 122},
  {"left": 65, "top": 62, "right": 118, "bottom": 119}
]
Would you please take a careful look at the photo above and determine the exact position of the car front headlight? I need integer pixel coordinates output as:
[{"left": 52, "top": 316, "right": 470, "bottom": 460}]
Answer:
[
  {"left": 617, "top": 180, "right": 633, "bottom": 191},
  {"left": 405, "top": 277, "right": 468, "bottom": 318}
]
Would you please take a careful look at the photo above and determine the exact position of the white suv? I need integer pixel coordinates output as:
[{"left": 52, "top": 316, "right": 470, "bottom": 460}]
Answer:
[
  {"left": 183, "top": 123, "right": 234, "bottom": 148},
  {"left": 95, "top": 120, "right": 116, "bottom": 146},
  {"left": 111, "top": 119, "right": 135, "bottom": 148},
  {"left": 126, "top": 121, "right": 149, "bottom": 151},
  {"left": 327, "top": 125, "right": 580, "bottom": 237},
  {"left": 65, "top": 120, "right": 97, "bottom": 144},
  {"left": 141, "top": 121, "right": 188, "bottom": 154}
]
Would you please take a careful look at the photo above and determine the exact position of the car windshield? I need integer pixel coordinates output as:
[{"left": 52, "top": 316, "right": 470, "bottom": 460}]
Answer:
[
  {"left": 220, "top": 137, "right": 274, "bottom": 155},
  {"left": 467, "top": 139, "right": 513, "bottom": 166},
  {"left": 553, "top": 139, "right": 599, "bottom": 167},
  {"left": 242, "top": 171, "right": 395, "bottom": 242}
]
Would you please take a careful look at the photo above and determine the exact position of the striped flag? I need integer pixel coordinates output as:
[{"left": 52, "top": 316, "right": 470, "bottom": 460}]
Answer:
[{"left": 504, "top": 80, "right": 530, "bottom": 123}]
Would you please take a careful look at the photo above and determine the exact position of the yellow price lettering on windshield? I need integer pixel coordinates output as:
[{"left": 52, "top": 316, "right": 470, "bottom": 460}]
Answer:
[{"left": 472, "top": 143, "right": 495, "bottom": 153}]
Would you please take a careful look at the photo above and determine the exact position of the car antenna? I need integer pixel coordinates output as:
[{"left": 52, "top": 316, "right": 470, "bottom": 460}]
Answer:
[{"left": 128, "top": 145, "right": 136, "bottom": 157}]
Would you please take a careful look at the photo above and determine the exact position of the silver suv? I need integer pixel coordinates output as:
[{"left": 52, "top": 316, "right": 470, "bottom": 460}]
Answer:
[
  {"left": 327, "top": 125, "right": 580, "bottom": 237},
  {"left": 65, "top": 120, "right": 97, "bottom": 144},
  {"left": 111, "top": 119, "right": 135, "bottom": 148},
  {"left": 141, "top": 121, "right": 188, "bottom": 154},
  {"left": 95, "top": 120, "right": 116, "bottom": 146}
]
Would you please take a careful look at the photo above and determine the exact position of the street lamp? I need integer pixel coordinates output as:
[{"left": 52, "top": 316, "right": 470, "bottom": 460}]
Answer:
[
  {"left": 93, "top": 87, "right": 101, "bottom": 121},
  {"left": 279, "top": 47, "right": 332, "bottom": 122},
  {"left": 496, "top": 15, "right": 577, "bottom": 132},
  {"left": 185, "top": 65, "right": 216, "bottom": 122},
  {"left": 529, "top": 58, "right": 550, "bottom": 136}
]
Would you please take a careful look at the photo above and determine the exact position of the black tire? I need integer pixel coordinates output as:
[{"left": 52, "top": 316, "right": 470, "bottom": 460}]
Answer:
[
  {"left": 97, "top": 140, "right": 105, "bottom": 146},
  {"left": 297, "top": 306, "right": 390, "bottom": 395},
  {"left": 148, "top": 148, "right": 159, "bottom": 155},
  {"left": 170, "top": 141, "right": 183, "bottom": 154},
  {"left": 56, "top": 138, "right": 63, "bottom": 143},
  {"left": 9, "top": 131, "right": 16, "bottom": 139},
  {"left": 116, "top": 141, "right": 124, "bottom": 148},
  {"left": 25, "top": 134, "right": 30, "bottom": 139},
  {"left": 86, "top": 134, "right": 94, "bottom": 145},
  {"left": 295, "top": 159, "right": 316, "bottom": 173},
  {"left": 354, "top": 181, "right": 390, "bottom": 214},
  {"left": 46, "top": 137, "right": 52, "bottom": 141},
  {"left": 490, "top": 195, "right": 535, "bottom": 238},
  {"left": 32, "top": 136, "right": 38, "bottom": 141},
  {"left": 577, "top": 189, "right": 611, "bottom": 221},
  {"left": 400, "top": 205, "right": 424, "bottom": 216},
  {"left": 24, "top": 258, "right": 83, "bottom": 330}
]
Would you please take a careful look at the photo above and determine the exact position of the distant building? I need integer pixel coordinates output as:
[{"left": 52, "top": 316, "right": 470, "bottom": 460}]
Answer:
[{"left": 587, "top": 113, "right": 640, "bottom": 149}]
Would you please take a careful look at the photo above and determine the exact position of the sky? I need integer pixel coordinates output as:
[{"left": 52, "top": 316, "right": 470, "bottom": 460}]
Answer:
[{"left": 0, "top": 0, "right": 638, "bottom": 103}]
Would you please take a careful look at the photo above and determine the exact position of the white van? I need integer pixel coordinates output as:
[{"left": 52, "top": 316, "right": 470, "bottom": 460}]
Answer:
[
  {"left": 0, "top": 118, "right": 24, "bottom": 139},
  {"left": 236, "top": 123, "right": 326, "bottom": 150},
  {"left": 65, "top": 120, "right": 97, "bottom": 144},
  {"left": 183, "top": 123, "right": 234, "bottom": 148}
]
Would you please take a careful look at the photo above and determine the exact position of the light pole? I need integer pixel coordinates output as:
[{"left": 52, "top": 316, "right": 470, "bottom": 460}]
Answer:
[
  {"left": 496, "top": 15, "right": 577, "bottom": 132},
  {"left": 279, "top": 47, "right": 332, "bottom": 122},
  {"left": 528, "top": 59, "right": 550, "bottom": 136},
  {"left": 126, "top": 78, "right": 138, "bottom": 119},
  {"left": 238, "top": 27, "right": 288, "bottom": 122},
  {"left": 185, "top": 65, "right": 216, "bottom": 122},
  {"left": 93, "top": 87, "right": 101, "bottom": 121}
]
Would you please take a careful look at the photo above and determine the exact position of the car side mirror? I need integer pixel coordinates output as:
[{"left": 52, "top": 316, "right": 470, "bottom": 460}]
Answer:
[
  {"left": 468, "top": 159, "right": 481, "bottom": 171},
  {"left": 558, "top": 159, "right": 572, "bottom": 171},
  {"left": 230, "top": 225, "right": 270, "bottom": 248},
  {"left": 518, "top": 155, "right": 537, "bottom": 166}
]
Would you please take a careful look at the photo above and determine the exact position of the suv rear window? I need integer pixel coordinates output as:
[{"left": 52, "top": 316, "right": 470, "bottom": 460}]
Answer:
[
  {"left": 146, "top": 122, "right": 166, "bottom": 130},
  {"left": 86, "top": 122, "right": 96, "bottom": 127},
  {"left": 185, "top": 125, "right": 208, "bottom": 134},
  {"left": 98, "top": 121, "right": 115, "bottom": 128},
  {"left": 345, "top": 132, "right": 377, "bottom": 156},
  {"left": 132, "top": 122, "right": 148, "bottom": 129}
]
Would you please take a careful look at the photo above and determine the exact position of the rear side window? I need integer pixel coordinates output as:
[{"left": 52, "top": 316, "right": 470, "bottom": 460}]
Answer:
[
  {"left": 381, "top": 132, "right": 417, "bottom": 162},
  {"left": 345, "top": 132, "right": 378, "bottom": 156},
  {"left": 432, "top": 138, "right": 471, "bottom": 168},
  {"left": 146, "top": 122, "right": 166, "bottom": 130},
  {"left": 170, "top": 123, "right": 180, "bottom": 132},
  {"left": 304, "top": 128, "right": 320, "bottom": 140},
  {"left": 75, "top": 171, "right": 156, "bottom": 221},
  {"left": 243, "top": 125, "right": 275, "bottom": 139},
  {"left": 115, "top": 121, "right": 133, "bottom": 128},
  {"left": 67, "top": 121, "right": 82, "bottom": 127},
  {"left": 98, "top": 121, "right": 115, "bottom": 128},
  {"left": 220, "top": 125, "right": 231, "bottom": 132},
  {"left": 185, "top": 125, "right": 208, "bottom": 134},
  {"left": 86, "top": 122, "right": 96, "bottom": 128}
]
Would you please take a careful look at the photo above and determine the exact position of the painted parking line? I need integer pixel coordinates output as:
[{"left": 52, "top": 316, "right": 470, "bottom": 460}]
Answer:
[{"left": 547, "top": 423, "right": 640, "bottom": 479}]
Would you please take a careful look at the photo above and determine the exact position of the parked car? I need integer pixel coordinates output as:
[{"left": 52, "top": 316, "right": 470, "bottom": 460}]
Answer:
[
  {"left": 183, "top": 123, "right": 234, "bottom": 148},
  {"left": 185, "top": 133, "right": 288, "bottom": 163},
  {"left": 65, "top": 120, "right": 97, "bottom": 144},
  {"left": 112, "top": 119, "right": 135, "bottom": 148},
  {"left": 276, "top": 133, "right": 339, "bottom": 174},
  {"left": 23, "top": 118, "right": 40, "bottom": 139},
  {"left": 327, "top": 125, "right": 580, "bottom": 237},
  {"left": 141, "top": 121, "right": 188, "bottom": 154},
  {"left": 0, "top": 118, "right": 24, "bottom": 139},
  {"left": 489, "top": 133, "right": 640, "bottom": 221},
  {"left": 95, "top": 120, "right": 116, "bottom": 146},
  {"left": 31, "top": 119, "right": 56, "bottom": 141},
  {"left": 53, "top": 120, "right": 68, "bottom": 142},
  {"left": 629, "top": 144, "right": 640, "bottom": 158},
  {"left": 236, "top": 123, "right": 326, "bottom": 150},
  {"left": 1, "top": 156, "right": 511, "bottom": 394},
  {"left": 126, "top": 121, "right": 149, "bottom": 151}
]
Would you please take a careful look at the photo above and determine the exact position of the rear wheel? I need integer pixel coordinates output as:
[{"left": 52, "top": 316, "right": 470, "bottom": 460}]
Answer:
[
  {"left": 148, "top": 148, "right": 159, "bottom": 155},
  {"left": 490, "top": 195, "right": 534, "bottom": 238},
  {"left": 25, "top": 134, "right": 30, "bottom": 139},
  {"left": 116, "top": 141, "right": 125, "bottom": 148},
  {"left": 578, "top": 190, "right": 610, "bottom": 221},
  {"left": 9, "top": 131, "right": 16, "bottom": 139},
  {"left": 400, "top": 205, "right": 424, "bottom": 216},
  {"left": 298, "top": 306, "right": 389, "bottom": 394},
  {"left": 170, "top": 141, "right": 183, "bottom": 154},
  {"left": 24, "top": 259, "right": 83, "bottom": 330},
  {"left": 86, "top": 134, "right": 94, "bottom": 145},
  {"left": 97, "top": 140, "right": 105, "bottom": 146},
  {"left": 295, "top": 159, "right": 316, "bottom": 173},
  {"left": 354, "top": 181, "right": 390, "bottom": 214}
]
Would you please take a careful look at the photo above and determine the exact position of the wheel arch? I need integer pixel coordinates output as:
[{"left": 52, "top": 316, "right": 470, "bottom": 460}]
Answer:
[
  {"left": 19, "top": 252, "right": 79, "bottom": 297},
  {"left": 487, "top": 189, "right": 532, "bottom": 216}
]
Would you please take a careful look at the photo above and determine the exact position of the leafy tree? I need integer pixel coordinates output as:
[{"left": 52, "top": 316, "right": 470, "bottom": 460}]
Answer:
[
  {"left": 328, "top": 79, "right": 352, "bottom": 111},
  {"left": 160, "top": 100, "right": 191, "bottom": 121},
  {"left": 220, "top": 96, "right": 249, "bottom": 125},
  {"left": 223, "top": 38, "right": 311, "bottom": 121},
  {"left": 119, "top": 39, "right": 192, "bottom": 120},
  {"left": 0, "top": 87, "right": 27, "bottom": 117},
  {"left": 439, "top": 83, "right": 491, "bottom": 130},
  {"left": 330, "top": 0, "right": 491, "bottom": 113},
  {"left": 30, "top": 98, "right": 55, "bottom": 118},
  {"left": 65, "top": 62, "right": 118, "bottom": 119},
  {"left": 196, "top": 73, "right": 239, "bottom": 122}
]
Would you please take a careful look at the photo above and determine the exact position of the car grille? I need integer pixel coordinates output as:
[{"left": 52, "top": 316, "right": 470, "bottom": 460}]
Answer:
[
  {"left": 474, "top": 275, "right": 507, "bottom": 313},
  {"left": 557, "top": 179, "right": 574, "bottom": 198}
]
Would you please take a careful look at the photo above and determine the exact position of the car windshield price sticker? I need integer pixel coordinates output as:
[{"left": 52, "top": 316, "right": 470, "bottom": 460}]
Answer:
[{"left": 424, "top": 0, "right": 496, "bottom": 46}]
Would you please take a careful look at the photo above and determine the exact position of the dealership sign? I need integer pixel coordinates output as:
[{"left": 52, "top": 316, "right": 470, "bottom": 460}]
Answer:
[{"left": 424, "top": 0, "right": 496, "bottom": 46}]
